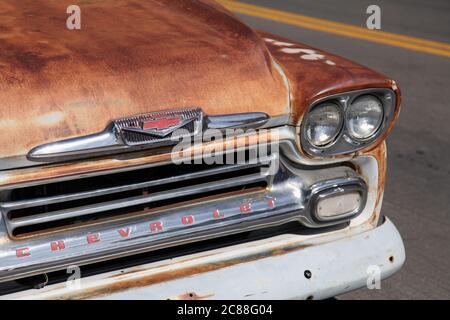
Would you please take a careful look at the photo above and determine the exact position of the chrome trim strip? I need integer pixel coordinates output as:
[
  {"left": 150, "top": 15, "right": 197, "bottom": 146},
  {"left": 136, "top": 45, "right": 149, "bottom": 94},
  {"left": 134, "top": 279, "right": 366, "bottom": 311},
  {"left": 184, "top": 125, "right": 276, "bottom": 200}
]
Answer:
[
  {"left": 27, "top": 127, "right": 125, "bottom": 161},
  {"left": 206, "top": 112, "right": 268, "bottom": 129}
]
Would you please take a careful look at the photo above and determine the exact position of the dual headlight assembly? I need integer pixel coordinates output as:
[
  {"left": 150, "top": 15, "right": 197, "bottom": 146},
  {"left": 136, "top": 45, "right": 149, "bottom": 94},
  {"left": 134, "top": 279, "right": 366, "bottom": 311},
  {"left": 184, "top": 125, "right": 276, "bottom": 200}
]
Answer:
[{"left": 300, "top": 88, "right": 396, "bottom": 156}]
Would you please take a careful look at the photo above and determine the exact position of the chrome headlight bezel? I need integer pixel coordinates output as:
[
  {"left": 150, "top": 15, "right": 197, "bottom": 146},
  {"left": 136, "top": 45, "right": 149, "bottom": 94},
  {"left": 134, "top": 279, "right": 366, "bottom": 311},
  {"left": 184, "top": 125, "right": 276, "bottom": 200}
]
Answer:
[{"left": 300, "top": 88, "right": 396, "bottom": 157}]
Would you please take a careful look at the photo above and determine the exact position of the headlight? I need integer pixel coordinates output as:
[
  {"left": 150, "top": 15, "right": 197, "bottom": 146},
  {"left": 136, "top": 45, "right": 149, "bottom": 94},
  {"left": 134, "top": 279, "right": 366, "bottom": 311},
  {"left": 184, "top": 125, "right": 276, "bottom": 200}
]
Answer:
[
  {"left": 346, "top": 95, "right": 383, "bottom": 140},
  {"left": 304, "top": 103, "right": 342, "bottom": 147},
  {"left": 300, "top": 88, "right": 397, "bottom": 157}
]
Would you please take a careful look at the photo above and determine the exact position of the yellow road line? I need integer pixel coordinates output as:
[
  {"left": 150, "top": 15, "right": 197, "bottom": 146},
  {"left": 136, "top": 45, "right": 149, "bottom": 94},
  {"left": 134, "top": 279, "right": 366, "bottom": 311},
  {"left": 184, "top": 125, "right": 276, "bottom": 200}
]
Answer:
[{"left": 217, "top": 0, "right": 450, "bottom": 58}]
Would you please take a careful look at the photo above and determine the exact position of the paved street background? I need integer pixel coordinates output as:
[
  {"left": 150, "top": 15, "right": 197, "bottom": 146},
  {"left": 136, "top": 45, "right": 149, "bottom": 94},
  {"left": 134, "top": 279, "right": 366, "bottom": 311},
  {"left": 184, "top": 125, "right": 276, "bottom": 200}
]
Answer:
[{"left": 226, "top": 0, "right": 450, "bottom": 299}]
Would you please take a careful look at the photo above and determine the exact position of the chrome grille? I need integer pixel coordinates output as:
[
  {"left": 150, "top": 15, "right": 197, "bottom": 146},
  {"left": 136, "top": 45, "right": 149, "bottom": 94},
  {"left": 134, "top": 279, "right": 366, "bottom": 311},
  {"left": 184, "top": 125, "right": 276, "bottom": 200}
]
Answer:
[
  {"left": 0, "top": 143, "right": 367, "bottom": 283},
  {"left": 1, "top": 157, "right": 271, "bottom": 238}
]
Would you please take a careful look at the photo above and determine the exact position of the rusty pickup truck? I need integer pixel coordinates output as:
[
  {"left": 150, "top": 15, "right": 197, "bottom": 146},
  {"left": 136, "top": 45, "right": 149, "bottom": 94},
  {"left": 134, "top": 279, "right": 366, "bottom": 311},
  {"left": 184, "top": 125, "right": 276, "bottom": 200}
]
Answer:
[{"left": 0, "top": 0, "right": 404, "bottom": 300}]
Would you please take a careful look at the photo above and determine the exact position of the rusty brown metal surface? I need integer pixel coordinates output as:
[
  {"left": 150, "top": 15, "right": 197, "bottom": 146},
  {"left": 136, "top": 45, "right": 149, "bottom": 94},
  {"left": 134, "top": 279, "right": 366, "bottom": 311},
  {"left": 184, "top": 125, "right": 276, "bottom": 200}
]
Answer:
[{"left": 0, "top": 0, "right": 289, "bottom": 159}]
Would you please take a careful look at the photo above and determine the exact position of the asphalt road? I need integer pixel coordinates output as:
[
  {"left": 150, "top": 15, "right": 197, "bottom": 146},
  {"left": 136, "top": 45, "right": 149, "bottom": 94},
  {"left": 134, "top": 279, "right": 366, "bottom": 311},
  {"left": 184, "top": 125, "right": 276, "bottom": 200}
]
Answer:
[{"left": 229, "top": 0, "right": 450, "bottom": 300}]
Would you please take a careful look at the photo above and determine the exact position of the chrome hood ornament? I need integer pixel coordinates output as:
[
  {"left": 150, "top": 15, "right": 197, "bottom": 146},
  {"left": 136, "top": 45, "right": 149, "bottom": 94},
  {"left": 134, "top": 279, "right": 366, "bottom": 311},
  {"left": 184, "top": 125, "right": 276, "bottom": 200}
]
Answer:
[{"left": 27, "top": 108, "right": 270, "bottom": 163}]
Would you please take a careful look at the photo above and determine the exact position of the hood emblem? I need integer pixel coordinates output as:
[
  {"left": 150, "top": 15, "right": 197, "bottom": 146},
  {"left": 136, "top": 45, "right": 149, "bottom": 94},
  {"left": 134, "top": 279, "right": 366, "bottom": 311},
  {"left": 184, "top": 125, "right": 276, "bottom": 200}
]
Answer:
[
  {"left": 116, "top": 108, "right": 203, "bottom": 145},
  {"left": 141, "top": 117, "right": 182, "bottom": 131},
  {"left": 122, "top": 114, "right": 195, "bottom": 138}
]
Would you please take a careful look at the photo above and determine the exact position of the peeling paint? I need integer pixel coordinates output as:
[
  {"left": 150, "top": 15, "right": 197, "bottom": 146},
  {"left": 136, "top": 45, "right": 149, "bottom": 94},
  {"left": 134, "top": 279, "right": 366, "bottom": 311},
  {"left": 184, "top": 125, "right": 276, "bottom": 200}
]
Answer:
[{"left": 35, "top": 112, "right": 65, "bottom": 126}]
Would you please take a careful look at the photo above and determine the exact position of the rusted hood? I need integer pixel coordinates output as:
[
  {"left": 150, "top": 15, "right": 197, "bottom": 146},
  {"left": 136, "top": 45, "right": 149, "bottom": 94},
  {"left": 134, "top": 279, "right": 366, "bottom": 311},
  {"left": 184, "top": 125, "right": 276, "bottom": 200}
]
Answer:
[{"left": 0, "top": 0, "right": 289, "bottom": 160}]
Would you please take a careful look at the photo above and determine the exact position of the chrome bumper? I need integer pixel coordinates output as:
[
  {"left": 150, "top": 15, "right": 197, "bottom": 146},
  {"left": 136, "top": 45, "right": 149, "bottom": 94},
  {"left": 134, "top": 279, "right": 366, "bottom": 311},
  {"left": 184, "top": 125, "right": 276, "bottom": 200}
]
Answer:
[{"left": 1, "top": 217, "right": 405, "bottom": 300}]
